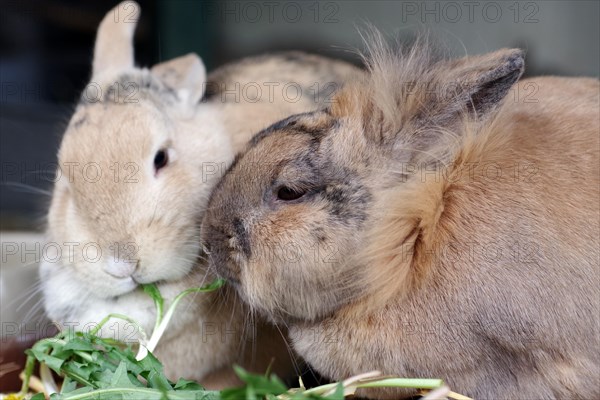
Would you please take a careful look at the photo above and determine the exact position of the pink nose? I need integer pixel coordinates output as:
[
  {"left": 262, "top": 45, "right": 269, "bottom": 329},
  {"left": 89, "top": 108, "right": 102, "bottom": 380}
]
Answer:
[{"left": 103, "top": 258, "right": 138, "bottom": 278}]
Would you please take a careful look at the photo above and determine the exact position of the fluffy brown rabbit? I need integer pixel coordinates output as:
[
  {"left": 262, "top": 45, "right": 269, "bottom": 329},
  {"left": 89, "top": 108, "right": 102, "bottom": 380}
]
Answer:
[
  {"left": 201, "top": 33, "right": 600, "bottom": 399},
  {"left": 40, "top": 1, "right": 361, "bottom": 388}
]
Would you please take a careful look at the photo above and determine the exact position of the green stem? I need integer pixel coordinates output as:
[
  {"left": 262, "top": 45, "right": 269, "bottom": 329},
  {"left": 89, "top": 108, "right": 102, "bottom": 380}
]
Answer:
[
  {"left": 302, "top": 382, "right": 338, "bottom": 395},
  {"left": 73, "top": 350, "right": 94, "bottom": 363},
  {"left": 302, "top": 378, "right": 444, "bottom": 396},
  {"left": 88, "top": 313, "right": 147, "bottom": 341},
  {"left": 19, "top": 354, "right": 36, "bottom": 395},
  {"left": 60, "top": 387, "right": 219, "bottom": 400},
  {"left": 143, "top": 284, "right": 164, "bottom": 334},
  {"left": 357, "top": 378, "right": 444, "bottom": 389},
  {"left": 146, "top": 279, "right": 225, "bottom": 353},
  {"left": 153, "top": 304, "right": 163, "bottom": 335}
]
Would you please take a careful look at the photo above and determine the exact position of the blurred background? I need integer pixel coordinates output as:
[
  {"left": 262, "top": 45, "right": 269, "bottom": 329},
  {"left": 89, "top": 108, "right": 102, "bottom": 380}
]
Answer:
[
  {"left": 0, "top": 0, "right": 598, "bottom": 392},
  {"left": 1, "top": 0, "right": 599, "bottom": 230}
]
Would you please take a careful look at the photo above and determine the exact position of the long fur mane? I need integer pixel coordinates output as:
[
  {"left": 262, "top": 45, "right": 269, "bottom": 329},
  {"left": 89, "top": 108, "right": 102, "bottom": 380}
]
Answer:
[{"left": 336, "top": 32, "right": 515, "bottom": 314}]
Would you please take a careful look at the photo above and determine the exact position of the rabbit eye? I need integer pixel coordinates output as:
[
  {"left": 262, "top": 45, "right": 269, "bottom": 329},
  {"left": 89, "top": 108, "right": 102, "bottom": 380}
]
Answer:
[
  {"left": 277, "top": 186, "right": 306, "bottom": 201},
  {"left": 153, "top": 149, "right": 169, "bottom": 171}
]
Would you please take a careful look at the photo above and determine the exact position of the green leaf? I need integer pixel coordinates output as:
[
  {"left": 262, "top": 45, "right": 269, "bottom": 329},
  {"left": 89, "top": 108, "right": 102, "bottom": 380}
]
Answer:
[
  {"left": 110, "top": 362, "right": 138, "bottom": 388},
  {"left": 137, "top": 350, "right": 165, "bottom": 373},
  {"left": 108, "top": 347, "right": 144, "bottom": 376},
  {"left": 31, "top": 337, "right": 63, "bottom": 354},
  {"left": 220, "top": 366, "right": 287, "bottom": 399},
  {"left": 20, "top": 282, "right": 228, "bottom": 400},
  {"left": 173, "top": 378, "right": 204, "bottom": 391},
  {"left": 147, "top": 370, "right": 173, "bottom": 392},
  {"left": 62, "top": 338, "right": 97, "bottom": 352},
  {"left": 61, "top": 376, "right": 78, "bottom": 394},
  {"left": 30, "top": 349, "right": 65, "bottom": 372},
  {"left": 220, "top": 387, "right": 248, "bottom": 400},
  {"left": 62, "top": 361, "right": 98, "bottom": 386},
  {"left": 234, "top": 365, "right": 287, "bottom": 393},
  {"left": 91, "top": 369, "right": 116, "bottom": 389}
]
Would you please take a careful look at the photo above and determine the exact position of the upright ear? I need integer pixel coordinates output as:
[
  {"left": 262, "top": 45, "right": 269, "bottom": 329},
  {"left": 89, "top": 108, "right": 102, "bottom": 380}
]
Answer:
[
  {"left": 428, "top": 48, "right": 525, "bottom": 123},
  {"left": 330, "top": 47, "right": 524, "bottom": 147},
  {"left": 92, "top": 1, "right": 140, "bottom": 78},
  {"left": 151, "top": 53, "right": 207, "bottom": 107}
]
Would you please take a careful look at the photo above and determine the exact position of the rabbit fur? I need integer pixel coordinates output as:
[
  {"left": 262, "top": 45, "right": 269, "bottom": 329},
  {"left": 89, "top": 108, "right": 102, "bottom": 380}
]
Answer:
[{"left": 201, "top": 33, "right": 600, "bottom": 398}]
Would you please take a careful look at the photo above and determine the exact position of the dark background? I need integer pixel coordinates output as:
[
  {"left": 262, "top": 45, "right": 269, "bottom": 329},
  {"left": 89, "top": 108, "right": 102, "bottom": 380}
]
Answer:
[{"left": 1, "top": 0, "right": 599, "bottom": 231}]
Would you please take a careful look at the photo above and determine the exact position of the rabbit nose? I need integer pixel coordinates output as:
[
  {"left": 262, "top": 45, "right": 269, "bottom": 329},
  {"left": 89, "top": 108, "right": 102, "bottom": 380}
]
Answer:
[
  {"left": 203, "top": 225, "right": 241, "bottom": 283},
  {"left": 103, "top": 258, "right": 138, "bottom": 279}
]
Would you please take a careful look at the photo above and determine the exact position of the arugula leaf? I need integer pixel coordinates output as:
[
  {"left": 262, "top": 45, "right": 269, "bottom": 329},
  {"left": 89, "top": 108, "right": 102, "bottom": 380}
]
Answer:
[
  {"left": 109, "top": 362, "right": 137, "bottom": 388},
  {"left": 220, "top": 366, "right": 288, "bottom": 400},
  {"left": 18, "top": 281, "right": 230, "bottom": 400},
  {"left": 173, "top": 378, "right": 204, "bottom": 391},
  {"left": 62, "top": 338, "right": 97, "bottom": 352},
  {"left": 60, "top": 377, "right": 77, "bottom": 394},
  {"left": 26, "top": 349, "right": 65, "bottom": 372}
]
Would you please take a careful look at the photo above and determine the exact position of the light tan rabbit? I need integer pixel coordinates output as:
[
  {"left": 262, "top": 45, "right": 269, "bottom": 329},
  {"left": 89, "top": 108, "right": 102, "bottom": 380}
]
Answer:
[
  {"left": 40, "top": 1, "right": 361, "bottom": 387},
  {"left": 201, "top": 33, "right": 600, "bottom": 399},
  {"left": 204, "top": 51, "right": 361, "bottom": 153}
]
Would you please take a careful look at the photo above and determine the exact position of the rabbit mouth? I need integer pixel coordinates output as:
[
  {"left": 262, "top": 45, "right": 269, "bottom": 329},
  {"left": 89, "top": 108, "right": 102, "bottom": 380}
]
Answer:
[
  {"left": 115, "top": 276, "right": 139, "bottom": 292},
  {"left": 222, "top": 272, "right": 241, "bottom": 286},
  {"left": 202, "top": 224, "right": 247, "bottom": 286},
  {"left": 90, "top": 275, "right": 138, "bottom": 298},
  {"left": 216, "top": 254, "right": 243, "bottom": 286}
]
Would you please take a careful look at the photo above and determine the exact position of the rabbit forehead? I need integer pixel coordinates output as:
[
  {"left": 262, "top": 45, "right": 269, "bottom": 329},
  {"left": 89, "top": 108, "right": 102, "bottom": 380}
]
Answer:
[
  {"left": 56, "top": 102, "right": 173, "bottom": 226},
  {"left": 221, "top": 109, "right": 372, "bottom": 197},
  {"left": 61, "top": 100, "right": 170, "bottom": 163},
  {"left": 227, "top": 124, "right": 326, "bottom": 193},
  {"left": 233, "top": 111, "right": 337, "bottom": 173}
]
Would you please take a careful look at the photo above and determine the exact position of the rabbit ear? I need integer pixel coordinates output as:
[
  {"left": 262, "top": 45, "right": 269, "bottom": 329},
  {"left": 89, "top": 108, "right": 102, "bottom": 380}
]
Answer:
[
  {"left": 92, "top": 1, "right": 140, "bottom": 78},
  {"left": 151, "top": 53, "right": 207, "bottom": 107},
  {"left": 430, "top": 48, "right": 525, "bottom": 122},
  {"left": 331, "top": 47, "right": 524, "bottom": 146}
]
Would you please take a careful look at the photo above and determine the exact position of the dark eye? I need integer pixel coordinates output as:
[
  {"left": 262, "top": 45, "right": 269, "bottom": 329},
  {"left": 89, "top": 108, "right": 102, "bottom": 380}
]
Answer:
[
  {"left": 276, "top": 186, "right": 306, "bottom": 201},
  {"left": 154, "top": 149, "right": 169, "bottom": 171}
]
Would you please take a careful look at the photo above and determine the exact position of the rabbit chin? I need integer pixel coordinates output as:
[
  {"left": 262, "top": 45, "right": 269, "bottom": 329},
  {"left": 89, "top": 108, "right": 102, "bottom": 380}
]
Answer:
[
  {"left": 41, "top": 259, "right": 197, "bottom": 341},
  {"left": 80, "top": 269, "right": 140, "bottom": 298},
  {"left": 42, "top": 270, "right": 155, "bottom": 340},
  {"left": 104, "top": 275, "right": 138, "bottom": 296}
]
